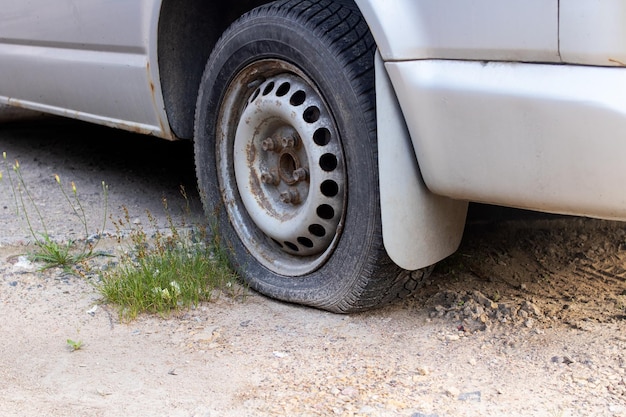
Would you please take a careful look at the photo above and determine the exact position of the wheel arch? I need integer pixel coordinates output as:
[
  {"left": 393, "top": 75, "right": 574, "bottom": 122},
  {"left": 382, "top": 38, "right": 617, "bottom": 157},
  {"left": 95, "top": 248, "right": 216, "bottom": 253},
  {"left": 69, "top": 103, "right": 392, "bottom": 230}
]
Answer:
[
  {"left": 156, "top": 0, "right": 273, "bottom": 140},
  {"left": 158, "top": 0, "right": 466, "bottom": 272}
]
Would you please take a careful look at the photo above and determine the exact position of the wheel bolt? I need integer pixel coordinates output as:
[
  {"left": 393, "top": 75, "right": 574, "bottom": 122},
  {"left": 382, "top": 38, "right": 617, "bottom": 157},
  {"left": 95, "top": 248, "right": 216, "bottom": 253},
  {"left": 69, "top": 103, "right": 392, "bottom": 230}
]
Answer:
[
  {"left": 282, "top": 135, "right": 298, "bottom": 149},
  {"left": 292, "top": 167, "right": 308, "bottom": 182},
  {"left": 262, "top": 137, "right": 279, "bottom": 152},
  {"left": 280, "top": 189, "right": 301, "bottom": 205},
  {"left": 260, "top": 171, "right": 279, "bottom": 185}
]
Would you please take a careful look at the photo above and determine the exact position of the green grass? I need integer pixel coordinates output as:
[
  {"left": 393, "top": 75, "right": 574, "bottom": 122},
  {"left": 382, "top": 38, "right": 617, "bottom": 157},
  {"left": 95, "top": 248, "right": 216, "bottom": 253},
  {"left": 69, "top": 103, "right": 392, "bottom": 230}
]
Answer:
[
  {"left": 1, "top": 152, "right": 240, "bottom": 320},
  {"left": 66, "top": 338, "right": 84, "bottom": 352},
  {"left": 1, "top": 153, "right": 109, "bottom": 272},
  {"left": 29, "top": 235, "right": 93, "bottom": 271},
  {"left": 98, "top": 204, "right": 241, "bottom": 321}
]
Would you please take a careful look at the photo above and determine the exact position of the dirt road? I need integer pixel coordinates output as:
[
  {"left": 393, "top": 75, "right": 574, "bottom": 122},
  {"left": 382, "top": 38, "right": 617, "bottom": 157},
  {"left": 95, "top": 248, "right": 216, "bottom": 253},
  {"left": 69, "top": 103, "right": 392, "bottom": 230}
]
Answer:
[{"left": 0, "top": 118, "right": 624, "bottom": 417}]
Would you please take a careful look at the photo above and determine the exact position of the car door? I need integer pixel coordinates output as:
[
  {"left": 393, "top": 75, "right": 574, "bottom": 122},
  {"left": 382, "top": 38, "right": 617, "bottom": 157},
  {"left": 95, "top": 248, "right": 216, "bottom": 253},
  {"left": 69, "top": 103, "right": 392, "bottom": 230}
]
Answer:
[{"left": 0, "top": 0, "right": 168, "bottom": 136}]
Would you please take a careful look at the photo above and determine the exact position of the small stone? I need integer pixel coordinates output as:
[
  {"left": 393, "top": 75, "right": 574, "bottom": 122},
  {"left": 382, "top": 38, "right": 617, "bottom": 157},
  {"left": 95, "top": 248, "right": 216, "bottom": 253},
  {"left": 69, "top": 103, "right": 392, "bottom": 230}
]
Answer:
[
  {"left": 9, "top": 281, "right": 17, "bottom": 287},
  {"left": 341, "top": 386, "right": 358, "bottom": 398},
  {"left": 445, "top": 387, "right": 460, "bottom": 398},
  {"left": 521, "top": 301, "right": 542, "bottom": 316},
  {"left": 358, "top": 406, "right": 376, "bottom": 414},
  {"left": 12, "top": 256, "right": 34, "bottom": 272},
  {"left": 411, "top": 413, "right": 439, "bottom": 417},
  {"left": 473, "top": 291, "right": 496, "bottom": 309},
  {"left": 468, "top": 358, "right": 477, "bottom": 366},
  {"left": 417, "top": 366, "right": 430, "bottom": 376},
  {"left": 445, "top": 334, "right": 460, "bottom": 342},
  {"left": 272, "top": 351, "right": 288, "bottom": 358},
  {"left": 458, "top": 391, "right": 481, "bottom": 402}
]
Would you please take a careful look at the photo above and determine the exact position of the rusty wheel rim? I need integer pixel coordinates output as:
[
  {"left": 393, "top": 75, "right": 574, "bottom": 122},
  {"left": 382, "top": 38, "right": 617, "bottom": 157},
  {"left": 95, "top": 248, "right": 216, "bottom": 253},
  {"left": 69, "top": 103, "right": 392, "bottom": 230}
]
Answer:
[{"left": 216, "top": 60, "right": 347, "bottom": 276}]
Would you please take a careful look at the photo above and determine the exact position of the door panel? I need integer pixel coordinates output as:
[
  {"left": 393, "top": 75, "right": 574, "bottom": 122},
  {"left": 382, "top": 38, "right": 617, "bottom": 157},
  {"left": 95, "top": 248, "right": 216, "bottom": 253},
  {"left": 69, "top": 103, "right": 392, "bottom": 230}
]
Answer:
[{"left": 0, "top": 0, "right": 167, "bottom": 135}]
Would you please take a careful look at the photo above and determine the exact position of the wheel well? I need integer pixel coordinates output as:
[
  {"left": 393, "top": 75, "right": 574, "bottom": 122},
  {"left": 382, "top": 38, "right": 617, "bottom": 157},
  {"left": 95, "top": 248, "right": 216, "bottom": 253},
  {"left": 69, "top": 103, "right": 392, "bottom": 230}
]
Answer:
[{"left": 157, "top": 0, "right": 273, "bottom": 140}]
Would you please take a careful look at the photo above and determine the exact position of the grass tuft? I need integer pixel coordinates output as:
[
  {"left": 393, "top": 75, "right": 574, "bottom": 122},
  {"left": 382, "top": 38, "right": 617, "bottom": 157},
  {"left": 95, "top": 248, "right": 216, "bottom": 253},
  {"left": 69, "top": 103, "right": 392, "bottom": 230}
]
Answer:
[
  {"left": 98, "top": 200, "right": 241, "bottom": 321},
  {"left": 1, "top": 152, "right": 109, "bottom": 272}
]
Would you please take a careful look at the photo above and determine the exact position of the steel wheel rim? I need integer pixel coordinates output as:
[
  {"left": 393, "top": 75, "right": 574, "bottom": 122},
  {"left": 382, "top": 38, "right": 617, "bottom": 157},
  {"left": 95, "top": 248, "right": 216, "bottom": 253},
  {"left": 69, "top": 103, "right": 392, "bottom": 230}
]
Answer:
[{"left": 216, "top": 60, "right": 347, "bottom": 277}]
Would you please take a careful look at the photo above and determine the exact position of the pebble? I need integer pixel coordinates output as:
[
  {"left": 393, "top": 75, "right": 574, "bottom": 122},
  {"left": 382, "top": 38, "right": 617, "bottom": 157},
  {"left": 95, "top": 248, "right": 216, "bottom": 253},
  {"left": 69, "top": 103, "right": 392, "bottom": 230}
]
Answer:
[
  {"left": 473, "top": 291, "right": 497, "bottom": 309},
  {"left": 445, "top": 334, "right": 460, "bottom": 342},
  {"left": 358, "top": 406, "right": 376, "bottom": 414},
  {"left": 444, "top": 387, "right": 460, "bottom": 398},
  {"left": 340, "top": 386, "right": 358, "bottom": 398},
  {"left": 12, "top": 256, "right": 34, "bottom": 272},
  {"left": 458, "top": 391, "right": 481, "bottom": 402},
  {"left": 417, "top": 366, "right": 430, "bottom": 376},
  {"left": 521, "top": 301, "right": 542, "bottom": 316}
]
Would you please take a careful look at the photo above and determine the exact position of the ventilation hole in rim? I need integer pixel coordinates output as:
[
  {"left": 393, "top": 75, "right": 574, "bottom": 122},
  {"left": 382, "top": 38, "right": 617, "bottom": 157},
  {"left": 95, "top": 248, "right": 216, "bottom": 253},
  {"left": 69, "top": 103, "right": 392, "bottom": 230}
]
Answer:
[
  {"left": 309, "top": 224, "right": 326, "bottom": 237},
  {"left": 313, "top": 128, "right": 331, "bottom": 146},
  {"left": 297, "top": 237, "right": 314, "bottom": 248},
  {"left": 262, "top": 82, "right": 275, "bottom": 96},
  {"left": 250, "top": 88, "right": 261, "bottom": 102},
  {"left": 321, "top": 180, "right": 339, "bottom": 197},
  {"left": 290, "top": 90, "right": 306, "bottom": 106},
  {"left": 319, "top": 153, "right": 338, "bottom": 172},
  {"left": 284, "top": 241, "right": 299, "bottom": 251},
  {"left": 303, "top": 106, "right": 320, "bottom": 123},
  {"left": 317, "top": 204, "right": 335, "bottom": 220},
  {"left": 276, "top": 82, "right": 290, "bottom": 97},
  {"left": 272, "top": 239, "right": 284, "bottom": 248}
]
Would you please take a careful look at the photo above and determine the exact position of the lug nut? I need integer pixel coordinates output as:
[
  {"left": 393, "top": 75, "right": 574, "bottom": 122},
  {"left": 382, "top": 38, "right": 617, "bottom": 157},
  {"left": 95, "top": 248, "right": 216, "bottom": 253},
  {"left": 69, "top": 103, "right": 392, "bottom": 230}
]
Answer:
[
  {"left": 262, "top": 137, "right": 279, "bottom": 152},
  {"left": 260, "top": 171, "right": 279, "bottom": 185},
  {"left": 281, "top": 135, "right": 298, "bottom": 149},
  {"left": 292, "top": 167, "right": 308, "bottom": 182},
  {"left": 280, "top": 189, "right": 301, "bottom": 205}
]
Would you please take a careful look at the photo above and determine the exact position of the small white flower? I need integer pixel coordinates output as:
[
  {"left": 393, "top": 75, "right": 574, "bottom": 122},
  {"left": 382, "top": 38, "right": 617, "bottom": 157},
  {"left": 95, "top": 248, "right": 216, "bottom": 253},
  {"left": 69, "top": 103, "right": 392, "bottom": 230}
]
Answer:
[{"left": 169, "top": 281, "right": 181, "bottom": 296}]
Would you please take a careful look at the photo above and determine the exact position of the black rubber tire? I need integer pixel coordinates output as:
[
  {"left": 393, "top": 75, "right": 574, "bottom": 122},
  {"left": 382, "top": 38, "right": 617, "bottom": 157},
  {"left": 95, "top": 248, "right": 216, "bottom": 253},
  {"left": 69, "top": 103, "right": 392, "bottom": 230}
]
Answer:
[{"left": 194, "top": 0, "right": 432, "bottom": 312}]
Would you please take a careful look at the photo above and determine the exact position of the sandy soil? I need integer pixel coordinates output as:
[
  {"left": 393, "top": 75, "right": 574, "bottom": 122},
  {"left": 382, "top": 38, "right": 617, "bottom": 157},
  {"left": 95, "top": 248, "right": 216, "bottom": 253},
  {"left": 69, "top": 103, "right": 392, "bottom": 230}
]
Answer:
[{"left": 0, "top": 118, "right": 625, "bottom": 417}]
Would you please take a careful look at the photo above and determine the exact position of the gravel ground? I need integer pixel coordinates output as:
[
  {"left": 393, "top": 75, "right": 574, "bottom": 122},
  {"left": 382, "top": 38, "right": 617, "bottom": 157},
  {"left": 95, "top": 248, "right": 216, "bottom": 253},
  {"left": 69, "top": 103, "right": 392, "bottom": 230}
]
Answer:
[{"left": 0, "top": 117, "right": 625, "bottom": 417}]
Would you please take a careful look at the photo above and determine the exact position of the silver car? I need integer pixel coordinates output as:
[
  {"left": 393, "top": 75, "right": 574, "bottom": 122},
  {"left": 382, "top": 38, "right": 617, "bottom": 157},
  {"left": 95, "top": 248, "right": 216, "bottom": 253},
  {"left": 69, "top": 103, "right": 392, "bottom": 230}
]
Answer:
[{"left": 1, "top": 0, "right": 624, "bottom": 312}]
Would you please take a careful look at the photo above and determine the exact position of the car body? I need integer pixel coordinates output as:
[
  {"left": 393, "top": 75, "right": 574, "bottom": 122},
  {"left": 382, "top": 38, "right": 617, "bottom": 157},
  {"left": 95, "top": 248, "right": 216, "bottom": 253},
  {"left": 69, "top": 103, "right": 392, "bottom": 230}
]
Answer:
[{"left": 1, "top": 0, "right": 625, "bottom": 311}]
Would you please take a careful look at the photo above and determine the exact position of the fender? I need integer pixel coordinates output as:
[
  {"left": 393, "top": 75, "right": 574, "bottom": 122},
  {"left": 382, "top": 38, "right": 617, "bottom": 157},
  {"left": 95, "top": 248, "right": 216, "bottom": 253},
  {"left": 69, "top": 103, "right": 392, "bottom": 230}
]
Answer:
[
  {"left": 355, "top": 0, "right": 558, "bottom": 63},
  {"left": 376, "top": 52, "right": 467, "bottom": 270}
]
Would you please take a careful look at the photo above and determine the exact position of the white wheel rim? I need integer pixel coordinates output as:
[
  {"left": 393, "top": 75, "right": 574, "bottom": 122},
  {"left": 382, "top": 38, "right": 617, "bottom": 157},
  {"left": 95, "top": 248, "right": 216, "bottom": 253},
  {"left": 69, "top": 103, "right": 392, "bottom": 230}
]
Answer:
[{"left": 216, "top": 61, "right": 347, "bottom": 276}]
